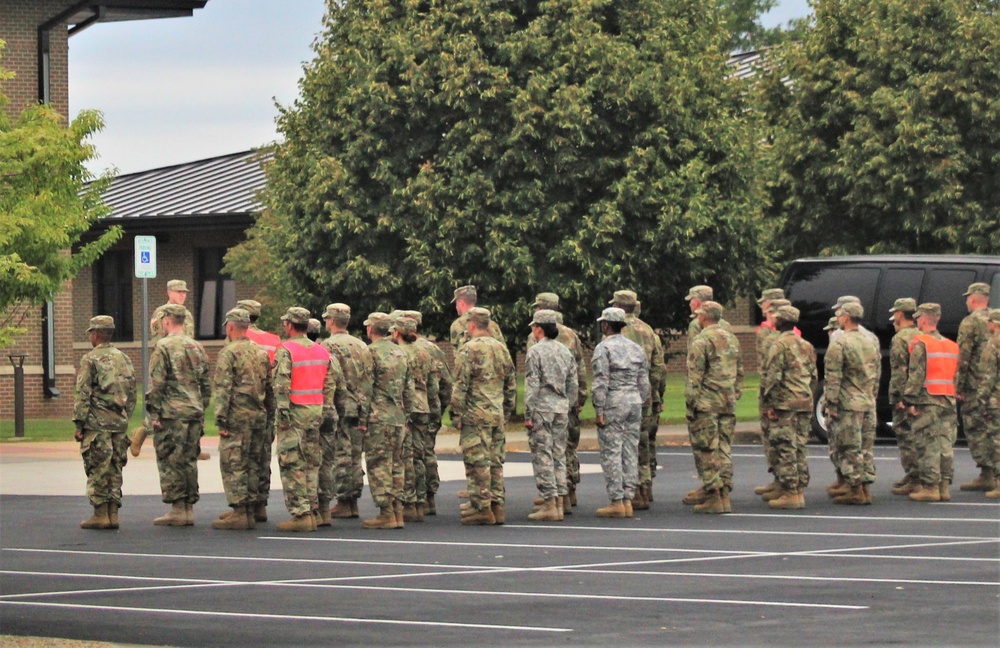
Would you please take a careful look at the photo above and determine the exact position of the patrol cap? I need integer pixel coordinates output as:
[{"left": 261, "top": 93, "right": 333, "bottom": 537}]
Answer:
[
  {"left": 553, "top": 312, "right": 564, "bottom": 325},
  {"left": 237, "top": 299, "right": 262, "bottom": 318},
  {"left": 307, "top": 318, "right": 322, "bottom": 335},
  {"left": 888, "top": 298, "right": 917, "bottom": 314},
  {"left": 597, "top": 307, "right": 626, "bottom": 323},
  {"left": 694, "top": 301, "right": 724, "bottom": 321},
  {"left": 161, "top": 304, "right": 187, "bottom": 319},
  {"left": 914, "top": 303, "right": 942, "bottom": 319},
  {"left": 166, "top": 279, "right": 189, "bottom": 292},
  {"left": 765, "top": 298, "right": 792, "bottom": 313},
  {"left": 837, "top": 302, "right": 864, "bottom": 319},
  {"left": 224, "top": 308, "right": 250, "bottom": 325},
  {"left": 280, "top": 306, "right": 311, "bottom": 325},
  {"left": 401, "top": 310, "right": 423, "bottom": 326},
  {"left": 832, "top": 295, "right": 860, "bottom": 310},
  {"left": 963, "top": 282, "right": 990, "bottom": 297},
  {"left": 774, "top": 305, "right": 800, "bottom": 324},
  {"left": 529, "top": 309, "right": 559, "bottom": 327},
  {"left": 86, "top": 315, "right": 115, "bottom": 331},
  {"left": 388, "top": 310, "right": 406, "bottom": 319},
  {"left": 685, "top": 285, "right": 713, "bottom": 301},
  {"left": 467, "top": 307, "right": 492, "bottom": 328},
  {"left": 391, "top": 316, "right": 417, "bottom": 334},
  {"left": 533, "top": 292, "right": 560, "bottom": 309},
  {"left": 987, "top": 309, "right": 1000, "bottom": 324},
  {"left": 757, "top": 288, "right": 785, "bottom": 305},
  {"left": 823, "top": 316, "right": 840, "bottom": 331},
  {"left": 609, "top": 290, "right": 638, "bottom": 306},
  {"left": 452, "top": 285, "right": 477, "bottom": 303},
  {"left": 323, "top": 303, "right": 351, "bottom": 321},
  {"left": 363, "top": 312, "right": 392, "bottom": 328}
]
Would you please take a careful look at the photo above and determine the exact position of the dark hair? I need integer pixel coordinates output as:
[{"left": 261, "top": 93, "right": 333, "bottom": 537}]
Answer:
[
  {"left": 93, "top": 329, "right": 113, "bottom": 343},
  {"left": 399, "top": 331, "right": 418, "bottom": 344},
  {"left": 605, "top": 321, "right": 627, "bottom": 334},
  {"left": 539, "top": 322, "right": 558, "bottom": 339},
  {"left": 898, "top": 310, "right": 916, "bottom": 323},
  {"left": 290, "top": 322, "right": 308, "bottom": 333},
  {"left": 618, "top": 303, "right": 636, "bottom": 314},
  {"left": 165, "top": 314, "right": 185, "bottom": 327},
  {"left": 775, "top": 320, "right": 796, "bottom": 332}
]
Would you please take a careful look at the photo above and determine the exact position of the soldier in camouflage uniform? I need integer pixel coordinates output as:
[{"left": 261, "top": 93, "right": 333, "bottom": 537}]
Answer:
[
  {"left": 321, "top": 303, "right": 373, "bottom": 520},
  {"left": 591, "top": 307, "right": 649, "bottom": 518},
  {"left": 904, "top": 303, "right": 961, "bottom": 502},
  {"left": 610, "top": 290, "right": 665, "bottom": 510},
  {"left": 450, "top": 285, "right": 505, "bottom": 350},
  {"left": 753, "top": 289, "right": 786, "bottom": 498},
  {"left": 74, "top": 316, "right": 137, "bottom": 530},
  {"left": 824, "top": 302, "right": 879, "bottom": 505},
  {"left": 401, "top": 310, "right": 452, "bottom": 515},
  {"left": 759, "top": 305, "right": 816, "bottom": 509},
  {"left": 361, "top": 312, "right": 415, "bottom": 530},
  {"left": 451, "top": 307, "right": 516, "bottom": 525},
  {"left": 146, "top": 304, "right": 212, "bottom": 526},
  {"left": 956, "top": 283, "right": 996, "bottom": 492},
  {"left": 887, "top": 298, "right": 921, "bottom": 495},
  {"left": 211, "top": 308, "right": 274, "bottom": 530},
  {"left": 390, "top": 314, "right": 434, "bottom": 522},
  {"left": 524, "top": 309, "right": 579, "bottom": 522},
  {"left": 979, "top": 310, "right": 1000, "bottom": 499},
  {"left": 272, "top": 307, "right": 341, "bottom": 532},
  {"left": 685, "top": 301, "right": 742, "bottom": 514},
  {"left": 526, "top": 293, "right": 587, "bottom": 512}
]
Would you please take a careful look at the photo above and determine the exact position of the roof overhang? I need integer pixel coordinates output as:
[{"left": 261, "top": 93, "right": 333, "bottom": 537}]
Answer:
[{"left": 47, "top": 1, "right": 209, "bottom": 36}]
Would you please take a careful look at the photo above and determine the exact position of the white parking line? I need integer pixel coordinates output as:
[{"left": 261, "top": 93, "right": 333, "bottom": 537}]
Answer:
[
  {"left": 727, "top": 513, "right": 999, "bottom": 523},
  {"left": 503, "top": 524, "right": 991, "bottom": 541},
  {"left": 556, "top": 568, "right": 999, "bottom": 587}
]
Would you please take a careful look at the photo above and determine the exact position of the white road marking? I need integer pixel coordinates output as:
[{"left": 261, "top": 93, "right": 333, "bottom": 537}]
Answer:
[
  {"left": 727, "top": 513, "right": 999, "bottom": 523},
  {"left": 503, "top": 524, "right": 991, "bottom": 541},
  {"left": 555, "top": 568, "right": 999, "bottom": 587}
]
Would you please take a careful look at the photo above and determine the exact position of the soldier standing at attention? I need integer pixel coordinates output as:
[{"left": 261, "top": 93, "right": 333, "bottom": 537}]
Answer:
[
  {"left": 524, "top": 309, "right": 579, "bottom": 522},
  {"left": 753, "top": 289, "right": 787, "bottom": 499},
  {"left": 146, "top": 305, "right": 211, "bottom": 526},
  {"left": 402, "top": 310, "right": 452, "bottom": 515},
  {"left": 74, "top": 316, "right": 137, "bottom": 530},
  {"left": 591, "top": 307, "right": 649, "bottom": 519},
  {"left": 526, "top": 293, "right": 587, "bottom": 513},
  {"left": 450, "top": 285, "right": 505, "bottom": 350},
  {"left": 390, "top": 314, "right": 434, "bottom": 523},
  {"left": 451, "top": 307, "right": 516, "bottom": 525},
  {"left": 361, "top": 312, "right": 414, "bottom": 530},
  {"left": 685, "top": 301, "right": 742, "bottom": 514},
  {"left": 272, "top": 307, "right": 339, "bottom": 532},
  {"left": 956, "top": 283, "right": 995, "bottom": 492},
  {"left": 322, "top": 303, "right": 373, "bottom": 521},
  {"left": 211, "top": 308, "right": 274, "bottom": 530},
  {"left": 824, "top": 302, "right": 878, "bottom": 505},
  {"left": 887, "top": 298, "right": 921, "bottom": 496},
  {"left": 759, "top": 305, "right": 816, "bottom": 509},
  {"left": 904, "top": 304, "right": 961, "bottom": 503},
  {"left": 237, "top": 299, "right": 280, "bottom": 522},
  {"left": 978, "top": 310, "right": 1000, "bottom": 499}
]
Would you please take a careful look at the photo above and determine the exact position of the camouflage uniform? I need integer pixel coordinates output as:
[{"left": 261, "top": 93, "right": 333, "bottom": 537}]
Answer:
[
  {"left": 417, "top": 335, "right": 452, "bottom": 500},
  {"left": 451, "top": 329, "right": 516, "bottom": 512},
  {"left": 450, "top": 312, "right": 505, "bottom": 350},
  {"left": 889, "top": 319, "right": 920, "bottom": 481},
  {"left": 824, "top": 329, "right": 879, "bottom": 487},
  {"left": 831, "top": 322, "right": 881, "bottom": 483},
  {"left": 957, "top": 306, "right": 992, "bottom": 471},
  {"left": 365, "top": 335, "right": 415, "bottom": 510},
  {"left": 592, "top": 326, "right": 650, "bottom": 502},
  {"left": 150, "top": 303, "right": 195, "bottom": 341},
  {"left": 74, "top": 335, "right": 137, "bottom": 508},
  {"left": 146, "top": 331, "right": 212, "bottom": 505},
  {"left": 240, "top": 298, "right": 280, "bottom": 512},
  {"left": 760, "top": 330, "right": 817, "bottom": 491},
  {"left": 623, "top": 312, "right": 666, "bottom": 496},
  {"left": 273, "top": 331, "right": 341, "bottom": 518},
  {"left": 214, "top": 337, "right": 274, "bottom": 508},
  {"left": 976, "top": 334, "right": 1000, "bottom": 479},
  {"left": 686, "top": 321, "right": 743, "bottom": 494},
  {"left": 904, "top": 330, "right": 959, "bottom": 487},
  {"left": 525, "top": 328, "right": 579, "bottom": 500},
  {"left": 395, "top": 327, "right": 435, "bottom": 507}
]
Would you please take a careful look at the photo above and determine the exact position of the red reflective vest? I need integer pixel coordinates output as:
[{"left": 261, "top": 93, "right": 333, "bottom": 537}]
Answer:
[
  {"left": 283, "top": 340, "right": 330, "bottom": 406},
  {"left": 909, "top": 334, "right": 959, "bottom": 396},
  {"left": 247, "top": 328, "right": 281, "bottom": 365}
]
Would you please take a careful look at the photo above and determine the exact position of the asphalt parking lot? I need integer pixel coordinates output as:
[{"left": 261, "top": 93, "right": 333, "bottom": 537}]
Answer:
[{"left": 1, "top": 445, "right": 997, "bottom": 646}]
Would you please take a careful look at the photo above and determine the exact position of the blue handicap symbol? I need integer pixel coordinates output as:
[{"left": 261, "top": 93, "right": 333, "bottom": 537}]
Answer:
[{"left": 141, "top": 252, "right": 150, "bottom": 263}]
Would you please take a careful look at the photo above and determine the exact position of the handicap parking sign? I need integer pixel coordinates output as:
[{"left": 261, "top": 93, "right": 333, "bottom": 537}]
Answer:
[{"left": 135, "top": 236, "right": 157, "bottom": 278}]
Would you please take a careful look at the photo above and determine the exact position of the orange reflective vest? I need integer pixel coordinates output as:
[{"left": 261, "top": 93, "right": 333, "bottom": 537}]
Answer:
[
  {"left": 283, "top": 340, "right": 330, "bottom": 406},
  {"left": 909, "top": 334, "right": 959, "bottom": 396},
  {"left": 247, "top": 328, "right": 281, "bottom": 365}
]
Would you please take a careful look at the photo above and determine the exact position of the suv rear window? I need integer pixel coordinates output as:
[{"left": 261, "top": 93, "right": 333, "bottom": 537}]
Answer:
[{"left": 922, "top": 268, "right": 977, "bottom": 336}]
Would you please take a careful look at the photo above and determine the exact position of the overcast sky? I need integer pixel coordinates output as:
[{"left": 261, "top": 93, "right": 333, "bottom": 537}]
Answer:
[{"left": 68, "top": 0, "right": 812, "bottom": 176}]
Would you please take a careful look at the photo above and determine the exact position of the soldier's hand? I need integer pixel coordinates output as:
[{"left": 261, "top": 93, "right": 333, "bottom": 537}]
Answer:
[
  {"left": 524, "top": 419, "right": 534, "bottom": 430},
  {"left": 895, "top": 401, "right": 905, "bottom": 411},
  {"left": 74, "top": 428, "right": 84, "bottom": 442},
  {"left": 151, "top": 419, "right": 162, "bottom": 431},
  {"left": 595, "top": 414, "right": 605, "bottom": 427},
  {"left": 218, "top": 429, "right": 230, "bottom": 437},
  {"left": 766, "top": 408, "right": 778, "bottom": 422},
  {"left": 956, "top": 393, "right": 966, "bottom": 403},
  {"left": 827, "top": 409, "right": 839, "bottom": 420},
  {"left": 908, "top": 405, "right": 919, "bottom": 417}
]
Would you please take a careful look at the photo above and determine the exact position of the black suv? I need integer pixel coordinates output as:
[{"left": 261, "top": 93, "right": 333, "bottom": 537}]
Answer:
[{"left": 778, "top": 255, "right": 1000, "bottom": 441}]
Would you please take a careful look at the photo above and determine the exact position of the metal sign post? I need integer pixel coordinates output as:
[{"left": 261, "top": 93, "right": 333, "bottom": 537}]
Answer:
[{"left": 135, "top": 236, "right": 157, "bottom": 398}]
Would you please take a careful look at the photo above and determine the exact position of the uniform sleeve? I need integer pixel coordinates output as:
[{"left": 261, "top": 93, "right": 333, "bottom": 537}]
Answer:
[
  {"left": 524, "top": 347, "right": 540, "bottom": 420},
  {"left": 145, "top": 345, "right": 167, "bottom": 421},
  {"left": 123, "top": 355, "right": 138, "bottom": 421},
  {"left": 197, "top": 344, "right": 212, "bottom": 412},
  {"left": 903, "top": 340, "right": 927, "bottom": 403},
  {"left": 734, "top": 336, "right": 744, "bottom": 403},
  {"left": 824, "top": 340, "right": 844, "bottom": 409},
  {"left": 357, "top": 351, "right": 374, "bottom": 422},
  {"left": 956, "top": 317, "right": 980, "bottom": 395},
  {"left": 759, "top": 342, "right": 782, "bottom": 408},
  {"left": 326, "top": 355, "right": 344, "bottom": 419},
  {"left": 73, "top": 355, "right": 94, "bottom": 428},
  {"left": 591, "top": 345, "right": 609, "bottom": 416},
  {"left": 502, "top": 346, "right": 516, "bottom": 421},
  {"left": 402, "top": 360, "right": 416, "bottom": 416},
  {"left": 888, "top": 335, "right": 909, "bottom": 402},
  {"left": 974, "top": 344, "right": 999, "bottom": 407},
  {"left": 685, "top": 339, "right": 707, "bottom": 410},
  {"left": 437, "top": 356, "right": 453, "bottom": 414},
  {"left": 273, "top": 347, "right": 292, "bottom": 411},
  {"left": 637, "top": 353, "right": 651, "bottom": 405},
  {"left": 450, "top": 319, "right": 463, "bottom": 350},
  {"left": 650, "top": 334, "right": 667, "bottom": 406},
  {"left": 566, "top": 351, "right": 579, "bottom": 411},
  {"left": 213, "top": 348, "right": 235, "bottom": 429}
]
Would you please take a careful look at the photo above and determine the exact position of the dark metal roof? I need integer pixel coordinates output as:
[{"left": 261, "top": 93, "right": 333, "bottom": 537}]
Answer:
[
  {"left": 62, "top": 1, "right": 209, "bottom": 32},
  {"left": 726, "top": 50, "right": 770, "bottom": 81},
  {"left": 98, "top": 149, "right": 269, "bottom": 220}
]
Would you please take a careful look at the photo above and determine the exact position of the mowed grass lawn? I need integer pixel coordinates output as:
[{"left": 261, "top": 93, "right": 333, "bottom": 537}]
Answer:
[{"left": 2, "top": 373, "right": 762, "bottom": 442}]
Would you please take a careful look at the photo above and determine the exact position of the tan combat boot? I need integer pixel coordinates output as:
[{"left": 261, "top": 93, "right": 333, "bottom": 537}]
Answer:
[
  {"left": 184, "top": 502, "right": 195, "bottom": 526},
  {"left": 891, "top": 477, "right": 915, "bottom": 496},
  {"left": 762, "top": 486, "right": 784, "bottom": 502},
  {"left": 153, "top": 502, "right": 188, "bottom": 526},
  {"left": 862, "top": 484, "right": 873, "bottom": 505},
  {"left": 491, "top": 502, "right": 505, "bottom": 525},
  {"left": 527, "top": 498, "right": 559, "bottom": 522},
  {"left": 562, "top": 494, "right": 572, "bottom": 516},
  {"left": 393, "top": 501, "right": 405, "bottom": 529},
  {"left": 212, "top": 506, "right": 253, "bottom": 530},
  {"left": 720, "top": 487, "right": 732, "bottom": 513},
  {"left": 938, "top": 480, "right": 951, "bottom": 502},
  {"left": 909, "top": 483, "right": 942, "bottom": 502},
  {"left": 81, "top": 503, "right": 112, "bottom": 530},
  {"left": 532, "top": 496, "right": 546, "bottom": 506},
  {"left": 568, "top": 484, "right": 577, "bottom": 506},
  {"left": 623, "top": 499, "right": 633, "bottom": 518},
  {"left": 768, "top": 488, "right": 804, "bottom": 510},
  {"left": 457, "top": 490, "right": 470, "bottom": 499},
  {"left": 350, "top": 499, "right": 359, "bottom": 516},
  {"left": 984, "top": 486, "right": 1000, "bottom": 499},
  {"left": 362, "top": 507, "right": 397, "bottom": 530},
  {"left": 754, "top": 478, "right": 780, "bottom": 496},
  {"left": 826, "top": 473, "right": 849, "bottom": 498},
  {"left": 461, "top": 505, "right": 496, "bottom": 526},
  {"left": 595, "top": 500, "right": 627, "bottom": 518},
  {"left": 402, "top": 503, "right": 419, "bottom": 523},
  {"left": 683, "top": 487, "right": 709, "bottom": 506},
  {"left": 426, "top": 493, "right": 436, "bottom": 515},
  {"left": 693, "top": 490, "right": 725, "bottom": 514},
  {"left": 330, "top": 498, "right": 355, "bottom": 519},
  {"left": 316, "top": 502, "right": 332, "bottom": 527},
  {"left": 253, "top": 503, "right": 268, "bottom": 523},
  {"left": 960, "top": 468, "right": 997, "bottom": 492},
  {"left": 833, "top": 484, "right": 867, "bottom": 505},
  {"left": 129, "top": 426, "right": 147, "bottom": 458},
  {"left": 632, "top": 488, "right": 649, "bottom": 511},
  {"left": 277, "top": 513, "right": 316, "bottom": 532},
  {"left": 416, "top": 502, "right": 425, "bottom": 522},
  {"left": 108, "top": 503, "right": 120, "bottom": 529}
]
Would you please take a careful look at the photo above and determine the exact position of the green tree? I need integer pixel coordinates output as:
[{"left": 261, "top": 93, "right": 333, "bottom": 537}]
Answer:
[
  {"left": 231, "top": 0, "right": 769, "bottom": 339},
  {"left": 719, "top": 0, "right": 783, "bottom": 52},
  {"left": 760, "top": 0, "right": 1000, "bottom": 257},
  {"left": 1, "top": 46, "right": 120, "bottom": 348}
]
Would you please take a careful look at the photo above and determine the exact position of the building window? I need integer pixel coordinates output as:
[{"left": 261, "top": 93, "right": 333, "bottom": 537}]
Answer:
[
  {"left": 94, "top": 250, "right": 133, "bottom": 341},
  {"left": 197, "top": 247, "right": 236, "bottom": 339}
]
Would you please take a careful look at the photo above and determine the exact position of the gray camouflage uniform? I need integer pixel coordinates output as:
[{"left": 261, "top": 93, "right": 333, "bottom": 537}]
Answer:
[{"left": 525, "top": 336, "right": 579, "bottom": 500}]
